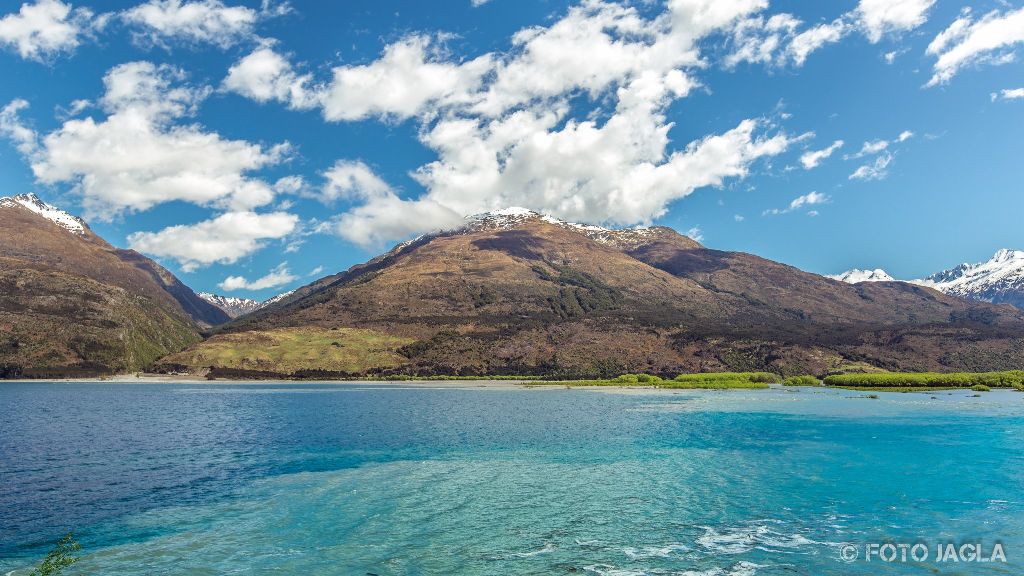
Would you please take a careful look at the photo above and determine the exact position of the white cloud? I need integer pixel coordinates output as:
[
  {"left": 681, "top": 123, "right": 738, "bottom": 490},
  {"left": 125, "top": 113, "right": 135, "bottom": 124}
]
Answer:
[
  {"left": 470, "top": 0, "right": 492, "bottom": 6},
  {"left": 321, "top": 160, "right": 394, "bottom": 203},
  {"left": 2, "top": 61, "right": 290, "bottom": 218},
  {"left": 733, "top": 214, "right": 745, "bottom": 222},
  {"left": 856, "top": 0, "right": 935, "bottom": 43},
  {"left": 0, "top": 0, "right": 98, "bottom": 60},
  {"left": 122, "top": 0, "right": 278, "bottom": 48},
  {"left": 799, "top": 139, "right": 843, "bottom": 169},
  {"left": 221, "top": 41, "right": 319, "bottom": 109},
  {"left": 763, "top": 191, "right": 828, "bottom": 215},
  {"left": 218, "top": 262, "right": 297, "bottom": 291},
  {"left": 926, "top": 7, "right": 1024, "bottom": 86},
  {"left": 685, "top": 226, "right": 704, "bottom": 243},
  {"left": 845, "top": 129, "right": 912, "bottom": 160},
  {"left": 725, "top": 0, "right": 935, "bottom": 68},
  {"left": 726, "top": 14, "right": 846, "bottom": 68},
  {"left": 849, "top": 152, "right": 893, "bottom": 181},
  {"left": 321, "top": 34, "right": 494, "bottom": 121},
  {"left": 992, "top": 87, "right": 1024, "bottom": 101},
  {"left": 0, "top": 99, "right": 38, "bottom": 155},
  {"left": 857, "top": 139, "right": 890, "bottom": 156},
  {"left": 127, "top": 211, "right": 298, "bottom": 271},
  {"left": 225, "top": 1, "right": 800, "bottom": 247},
  {"left": 308, "top": 265, "right": 324, "bottom": 277}
]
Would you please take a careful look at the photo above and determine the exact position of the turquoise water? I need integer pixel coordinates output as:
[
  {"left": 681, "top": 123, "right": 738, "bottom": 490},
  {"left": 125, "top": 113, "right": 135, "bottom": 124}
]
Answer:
[{"left": 1, "top": 384, "right": 1023, "bottom": 575}]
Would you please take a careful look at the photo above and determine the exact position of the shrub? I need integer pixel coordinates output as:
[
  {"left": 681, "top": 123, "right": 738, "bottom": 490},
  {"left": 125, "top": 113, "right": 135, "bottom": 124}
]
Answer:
[
  {"left": 30, "top": 533, "right": 81, "bottom": 576},
  {"left": 822, "top": 371, "right": 1024, "bottom": 389},
  {"left": 971, "top": 384, "right": 991, "bottom": 392},
  {"left": 673, "top": 372, "right": 781, "bottom": 384},
  {"left": 613, "top": 374, "right": 640, "bottom": 383},
  {"left": 782, "top": 375, "right": 821, "bottom": 386}
]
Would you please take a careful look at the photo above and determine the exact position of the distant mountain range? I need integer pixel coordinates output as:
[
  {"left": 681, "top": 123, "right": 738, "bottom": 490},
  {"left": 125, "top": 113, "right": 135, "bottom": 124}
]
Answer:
[
  {"left": 6, "top": 197, "right": 1024, "bottom": 379},
  {"left": 830, "top": 249, "right": 1024, "bottom": 310},
  {"left": 0, "top": 194, "right": 228, "bottom": 377},
  {"left": 157, "top": 209, "right": 1024, "bottom": 378},
  {"left": 197, "top": 291, "right": 296, "bottom": 318}
]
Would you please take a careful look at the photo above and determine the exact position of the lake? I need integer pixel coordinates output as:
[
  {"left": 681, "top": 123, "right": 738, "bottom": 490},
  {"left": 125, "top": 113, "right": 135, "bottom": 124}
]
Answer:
[{"left": 1, "top": 383, "right": 1022, "bottom": 575}]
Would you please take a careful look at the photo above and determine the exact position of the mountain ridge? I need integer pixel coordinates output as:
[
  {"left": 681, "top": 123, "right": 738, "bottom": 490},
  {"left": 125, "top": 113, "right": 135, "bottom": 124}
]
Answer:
[
  {"left": 831, "top": 249, "right": 1024, "bottom": 309},
  {"left": 162, "top": 211, "right": 1024, "bottom": 378}
]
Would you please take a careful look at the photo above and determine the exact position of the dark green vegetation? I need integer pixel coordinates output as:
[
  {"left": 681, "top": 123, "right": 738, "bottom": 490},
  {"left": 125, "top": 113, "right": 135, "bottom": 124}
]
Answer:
[
  {"left": 29, "top": 533, "right": 81, "bottom": 576},
  {"left": 822, "top": 371, "right": 1024, "bottom": 388},
  {"left": 783, "top": 375, "right": 822, "bottom": 386},
  {"left": 0, "top": 198, "right": 225, "bottom": 377}
]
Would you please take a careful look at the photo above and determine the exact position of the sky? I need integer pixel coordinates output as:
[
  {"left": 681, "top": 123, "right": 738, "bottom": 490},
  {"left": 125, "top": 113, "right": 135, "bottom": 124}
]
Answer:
[{"left": 0, "top": 0, "right": 1022, "bottom": 299}]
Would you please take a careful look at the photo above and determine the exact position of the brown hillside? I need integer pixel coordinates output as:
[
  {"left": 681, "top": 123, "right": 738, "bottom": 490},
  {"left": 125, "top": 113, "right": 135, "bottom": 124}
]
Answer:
[{"left": 170, "top": 211, "right": 1024, "bottom": 378}]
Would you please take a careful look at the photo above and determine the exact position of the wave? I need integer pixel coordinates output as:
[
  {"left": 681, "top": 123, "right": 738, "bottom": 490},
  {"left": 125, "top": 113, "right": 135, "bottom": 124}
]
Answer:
[{"left": 696, "top": 525, "right": 818, "bottom": 555}]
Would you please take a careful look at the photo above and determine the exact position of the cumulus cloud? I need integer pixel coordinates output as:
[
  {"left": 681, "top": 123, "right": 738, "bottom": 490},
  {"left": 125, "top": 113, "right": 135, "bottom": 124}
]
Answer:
[
  {"left": 992, "top": 88, "right": 1024, "bottom": 101},
  {"left": 127, "top": 211, "right": 298, "bottom": 271},
  {"left": 763, "top": 191, "right": 828, "bottom": 215},
  {"left": 926, "top": 7, "right": 1024, "bottom": 86},
  {"left": 799, "top": 139, "right": 843, "bottom": 169},
  {"left": 321, "top": 34, "right": 493, "bottom": 121},
  {"left": 121, "top": 0, "right": 284, "bottom": 48},
  {"left": 320, "top": 160, "right": 394, "bottom": 203},
  {"left": 223, "top": 0, "right": 807, "bottom": 247},
  {"left": 0, "top": 99, "right": 38, "bottom": 155},
  {"left": 1, "top": 61, "right": 290, "bottom": 218},
  {"left": 0, "top": 0, "right": 99, "bottom": 60},
  {"left": 218, "top": 262, "right": 296, "bottom": 291},
  {"left": 849, "top": 152, "right": 893, "bottom": 181},
  {"left": 221, "top": 41, "right": 318, "bottom": 109},
  {"left": 856, "top": 0, "right": 935, "bottom": 43}
]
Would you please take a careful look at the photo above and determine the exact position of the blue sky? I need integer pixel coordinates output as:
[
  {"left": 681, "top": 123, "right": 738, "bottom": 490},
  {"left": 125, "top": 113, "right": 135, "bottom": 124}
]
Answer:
[{"left": 0, "top": 0, "right": 1022, "bottom": 299}]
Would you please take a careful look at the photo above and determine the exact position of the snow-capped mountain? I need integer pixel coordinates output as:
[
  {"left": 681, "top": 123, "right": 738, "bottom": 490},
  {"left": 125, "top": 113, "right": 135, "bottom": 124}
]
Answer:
[
  {"left": 914, "top": 249, "right": 1024, "bottom": 309},
  {"left": 827, "top": 268, "right": 896, "bottom": 283},
  {"left": 0, "top": 193, "right": 86, "bottom": 235},
  {"left": 198, "top": 290, "right": 296, "bottom": 318},
  {"left": 197, "top": 293, "right": 263, "bottom": 318},
  {"left": 831, "top": 250, "right": 1024, "bottom": 309}
]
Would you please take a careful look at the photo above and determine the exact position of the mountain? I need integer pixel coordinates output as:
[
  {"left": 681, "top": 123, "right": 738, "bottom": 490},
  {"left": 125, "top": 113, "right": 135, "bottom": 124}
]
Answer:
[
  {"left": 914, "top": 249, "right": 1024, "bottom": 309},
  {"left": 0, "top": 194, "right": 229, "bottom": 377},
  {"left": 198, "top": 293, "right": 264, "bottom": 318},
  {"left": 157, "top": 209, "right": 1024, "bottom": 378},
  {"left": 827, "top": 268, "right": 895, "bottom": 283},
  {"left": 831, "top": 249, "right": 1024, "bottom": 310},
  {"left": 198, "top": 290, "right": 298, "bottom": 318}
]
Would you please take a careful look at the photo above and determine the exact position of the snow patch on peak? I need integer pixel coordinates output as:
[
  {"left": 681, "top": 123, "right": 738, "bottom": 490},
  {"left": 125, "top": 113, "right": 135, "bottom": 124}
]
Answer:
[
  {"left": 0, "top": 193, "right": 86, "bottom": 235},
  {"left": 828, "top": 268, "right": 895, "bottom": 283}
]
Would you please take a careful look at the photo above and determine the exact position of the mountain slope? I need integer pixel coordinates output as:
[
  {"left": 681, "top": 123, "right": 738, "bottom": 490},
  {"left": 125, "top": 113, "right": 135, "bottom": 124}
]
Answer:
[
  {"left": 831, "top": 249, "right": 1024, "bottom": 310},
  {"left": 0, "top": 194, "right": 229, "bottom": 377},
  {"left": 160, "top": 210, "right": 1024, "bottom": 377}
]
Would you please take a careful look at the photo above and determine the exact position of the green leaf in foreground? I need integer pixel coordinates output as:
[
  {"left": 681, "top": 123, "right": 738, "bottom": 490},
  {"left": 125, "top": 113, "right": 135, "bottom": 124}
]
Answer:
[{"left": 30, "top": 533, "right": 81, "bottom": 576}]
